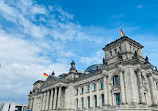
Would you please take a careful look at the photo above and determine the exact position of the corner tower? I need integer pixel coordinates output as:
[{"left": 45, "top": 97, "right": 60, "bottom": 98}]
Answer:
[{"left": 102, "top": 36, "right": 144, "bottom": 64}]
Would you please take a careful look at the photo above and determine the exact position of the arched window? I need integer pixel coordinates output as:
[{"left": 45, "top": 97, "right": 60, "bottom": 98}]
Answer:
[
  {"left": 113, "top": 75, "right": 120, "bottom": 85},
  {"left": 101, "top": 94, "right": 104, "bottom": 106},
  {"left": 81, "top": 97, "right": 84, "bottom": 109},
  {"left": 94, "top": 95, "right": 97, "bottom": 108},
  {"left": 87, "top": 96, "right": 90, "bottom": 108},
  {"left": 116, "top": 93, "right": 120, "bottom": 106}
]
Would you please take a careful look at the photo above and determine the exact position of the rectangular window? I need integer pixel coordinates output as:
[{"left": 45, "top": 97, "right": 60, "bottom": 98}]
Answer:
[
  {"left": 114, "top": 49, "right": 117, "bottom": 54},
  {"left": 82, "top": 88, "right": 84, "bottom": 94},
  {"left": 116, "top": 93, "right": 121, "bottom": 106},
  {"left": 94, "top": 84, "right": 96, "bottom": 91},
  {"left": 88, "top": 97, "right": 90, "bottom": 108},
  {"left": 113, "top": 75, "right": 120, "bottom": 86},
  {"left": 102, "top": 94, "right": 104, "bottom": 106},
  {"left": 110, "top": 51, "right": 112, "bottom": 56},
  {"left": 94, "top": 95, "right": 97, "bottom": 108},
  {"left": 101, "top": 82, "right": 104, "bottom": 90},
  {"left": 82, "top": 98, "right": 84, "bottom": 109},
  {"left": 76, "top": 89, "right": 78, "bottom": 95},
  {"left": 87, "top": 86, "right": 90, "bottom": 93},
  {"left": 119, "top": 46, "right": 122, "bottom": 51},
  {"left": 115, "top": 76, "right": 120, "bottom": 85}
]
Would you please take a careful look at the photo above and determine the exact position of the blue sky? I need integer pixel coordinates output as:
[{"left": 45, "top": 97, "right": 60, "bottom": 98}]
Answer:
[{"left": 0, "top": 0, "right": 158, "bottom": 104}]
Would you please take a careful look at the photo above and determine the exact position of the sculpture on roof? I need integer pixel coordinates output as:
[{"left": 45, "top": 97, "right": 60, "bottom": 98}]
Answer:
[{"left": 69, "top": 60, "right": 77, "bottom": 73}]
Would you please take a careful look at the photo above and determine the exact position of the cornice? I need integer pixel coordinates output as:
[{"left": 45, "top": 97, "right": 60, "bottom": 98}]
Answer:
[
  {"left": 103, "top": 36, "right": 144, "bottom": 51},
  {"left": 102, "top": 58, "right": 153, "bottom": 72}
]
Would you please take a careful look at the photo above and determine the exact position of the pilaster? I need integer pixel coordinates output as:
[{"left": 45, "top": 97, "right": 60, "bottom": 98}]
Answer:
[
  {"left": 97, "top": 80, "right": 101, "bottom": 108},
  {"left": 148, "top": 74, "right": 157, "bottom": 106},
  {"left": 104, "top": 76, "right": 108, "bottom": 106},
  {"left": 46, "top": 90, "right": 50, "bottom": 110},
  {"left": 136, "top": 69, "right": 146, "bottom": 104},
  {"left": 119, "top": 69, "right": 127, "bottom": 104}
]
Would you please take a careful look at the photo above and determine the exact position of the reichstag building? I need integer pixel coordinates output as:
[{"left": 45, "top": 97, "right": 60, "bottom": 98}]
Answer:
[{"left": 28, "top": 36, "right": 158, "bottom": 111}]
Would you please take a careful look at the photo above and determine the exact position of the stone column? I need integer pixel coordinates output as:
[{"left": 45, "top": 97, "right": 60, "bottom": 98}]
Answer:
[
  {"left": 31, "top": 99, "right": 34, "bottom": 111},
  {"left": 148, "top": 74, "right": 157, "bottom": 106},
  {"left": 104, "top": 76, "right": 108, "bottom": 106},
  {"left": 46, "top": 90, "right": 50, "bottom": 110},
  {"left": 120, "top": 70, "right": 127, "bottom": 104},
  {"left": 44, "top": 91, "right": 48, "bottom": 110},
  {"left": 42, "top": 92, "right": 46, "bottom": 110},
  {"left": 53, "top": 87, "right": 57, "bottom": 109},
  {"left": 128, "top": 68, "right": 137, "bottom": 104},
  {"left": 57, "top": 86, "right": 62, "bottom": 109},
  {"left": 40, "top": 93, "right": 44, "bottom": 110},
  {"left": 29, "top": 99, "right": 32, "bottom": 110},
  {"left": 137, "top": 70, "right": 146, "bottom": 104},
  {"left": 49, "top": 89, "right": 54, "bottom": 109}
]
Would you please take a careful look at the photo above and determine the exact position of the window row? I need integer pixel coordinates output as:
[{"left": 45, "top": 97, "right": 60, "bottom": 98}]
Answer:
[
  {"left": 76, "top": 76, "right": 120, "bottom": 95},
  {"left": 110, "top": 46, "right": 122, "bottom": 57},
  {"left": 76, "top": 93, "right": 121, "bottom": 109},
  {"left": 76, "top": 82, "right": 104, "bottom": 95},
  {"left": 76, "top": 94, "right": 105, "bottom": 109}
]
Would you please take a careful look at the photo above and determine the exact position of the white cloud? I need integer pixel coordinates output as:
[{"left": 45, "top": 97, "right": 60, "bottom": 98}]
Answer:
[
  {"left": 0, "top": 0, "right": 106, "bottom": 104},
  {"left": 80, "top": 50, "right": 104, "bottom": 66},
  {"left": 0, "top": 29, "right": 70, "bottom": 103}
]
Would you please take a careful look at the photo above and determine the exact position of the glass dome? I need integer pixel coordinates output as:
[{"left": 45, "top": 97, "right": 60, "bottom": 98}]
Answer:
[{"left": 85, "top": 64, "right": 103, "bottom": 73}]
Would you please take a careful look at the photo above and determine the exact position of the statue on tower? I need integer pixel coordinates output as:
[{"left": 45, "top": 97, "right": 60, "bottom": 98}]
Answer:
[
  {"left": 69, "top": 60, "right": 77, "bottom": 73},
  {"left": 51, "top": 71, "right": 55, "bottom": 75}
]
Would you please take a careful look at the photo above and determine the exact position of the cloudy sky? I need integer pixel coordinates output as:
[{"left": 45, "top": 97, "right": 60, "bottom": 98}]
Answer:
[{"left": 0, "top": 0, "right": 158, "bottom": 104}]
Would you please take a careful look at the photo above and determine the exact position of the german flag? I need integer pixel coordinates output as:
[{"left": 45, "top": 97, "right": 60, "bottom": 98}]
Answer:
[
  {"left": 120, "top": 28, "right": 125, "bottom": 37},
  {"left": 44, "top": 73, "right": 49, "bottom": 77}
]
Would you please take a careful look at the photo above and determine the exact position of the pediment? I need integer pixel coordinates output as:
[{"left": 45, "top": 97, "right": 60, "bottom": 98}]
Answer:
[{"left": 42, "top": 76, "right": 60, "bottom": 88}]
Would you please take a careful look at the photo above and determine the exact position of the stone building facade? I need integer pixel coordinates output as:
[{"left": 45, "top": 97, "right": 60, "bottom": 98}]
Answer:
[{"left": 28, "top": 36, "right": 158, "bottom": 111}]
